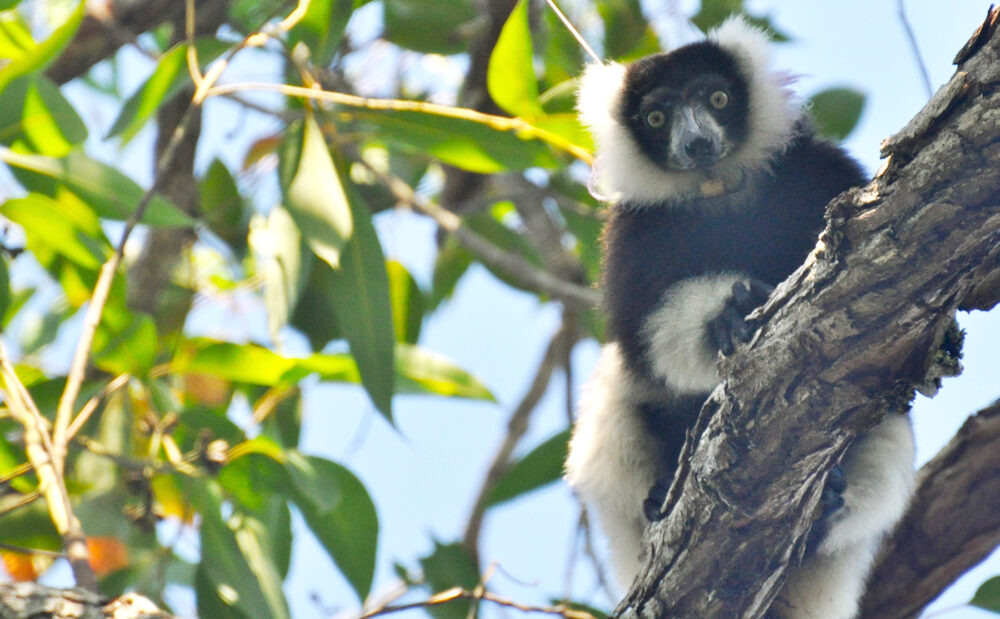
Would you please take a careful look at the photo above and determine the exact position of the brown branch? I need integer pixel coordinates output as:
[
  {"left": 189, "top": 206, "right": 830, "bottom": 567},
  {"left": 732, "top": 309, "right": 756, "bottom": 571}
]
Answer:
[
  {"left": 860, "top": 402, "right": 1000, "bottom": 617},
  {"left": 617, "top": 8, "right": 1000, "bottom": 617},
  {"left": 45, "top": 0, "right": 230, "bottom": 85}
]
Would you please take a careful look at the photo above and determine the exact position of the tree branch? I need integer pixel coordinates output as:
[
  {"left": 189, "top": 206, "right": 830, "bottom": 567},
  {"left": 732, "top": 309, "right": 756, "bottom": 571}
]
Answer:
[
  {"left": 860, "top": 401, "right": 1000, "bottom": 618},
  {"left": 45, "top": 0, "right": 230, "bottom": 85},
  {"left": 617, "top": 8, "right": 1000, "bottom": 617}
]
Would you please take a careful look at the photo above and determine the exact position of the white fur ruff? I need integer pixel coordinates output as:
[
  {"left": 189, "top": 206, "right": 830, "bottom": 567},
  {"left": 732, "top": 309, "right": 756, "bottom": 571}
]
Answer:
[{"left": 576, "top": 16, "right": 799, "bottom": 206}]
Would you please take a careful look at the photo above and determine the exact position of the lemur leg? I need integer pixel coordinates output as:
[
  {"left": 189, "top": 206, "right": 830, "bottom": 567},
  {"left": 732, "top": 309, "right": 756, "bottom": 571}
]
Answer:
[{"left": 775, "top": 414, "right": 915, "bottom": 619}]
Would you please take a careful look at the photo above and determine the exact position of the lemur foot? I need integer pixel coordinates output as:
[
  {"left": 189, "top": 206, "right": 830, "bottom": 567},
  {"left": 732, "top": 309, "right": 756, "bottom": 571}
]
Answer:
[
  {"left": 708, "top": 279, "right": 774, "bottom": 356},
  {"left": 643, "top": 479, "right": 672, "bottom": 522},
  {"left": 805, "top": 464, "right": 847, "bottom": 553}
]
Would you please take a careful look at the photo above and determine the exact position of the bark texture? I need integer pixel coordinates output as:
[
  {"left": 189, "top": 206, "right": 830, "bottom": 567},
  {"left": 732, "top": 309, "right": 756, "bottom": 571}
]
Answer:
[
  {"left": 0, "top": 583, "right": 172, "bottom": 619},
  {"left": 616, "top": 8, "right": 1000, "bottom": 618}
]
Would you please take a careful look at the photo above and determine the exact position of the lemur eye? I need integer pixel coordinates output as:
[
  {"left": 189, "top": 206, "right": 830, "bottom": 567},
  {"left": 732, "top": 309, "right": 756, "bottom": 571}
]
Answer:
[
  {"left": 709, "top": 90, "right": 729, "bottom": 109},
  {"left": 645, "top": 110, "right": 666, "bottom": 128}
]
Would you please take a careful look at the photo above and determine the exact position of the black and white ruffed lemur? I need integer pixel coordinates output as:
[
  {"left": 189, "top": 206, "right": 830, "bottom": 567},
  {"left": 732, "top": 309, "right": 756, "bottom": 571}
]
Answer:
[{"left": 564, "top": 17, "right": 915, "bottom": 619}]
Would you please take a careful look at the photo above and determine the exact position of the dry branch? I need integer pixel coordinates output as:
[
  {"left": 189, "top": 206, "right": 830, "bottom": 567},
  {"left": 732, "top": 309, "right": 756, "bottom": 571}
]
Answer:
[
  {"left": 616, "top": 8, "right": 1000, "bottom": 617},
  {"left": 860, "top": 402, "right": 1000, "bottom": 618}
]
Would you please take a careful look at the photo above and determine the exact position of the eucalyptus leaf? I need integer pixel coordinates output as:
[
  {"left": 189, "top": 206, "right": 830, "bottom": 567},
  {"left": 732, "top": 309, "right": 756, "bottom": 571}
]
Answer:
[
  {"left": 488, "top": 0, "right": 543, "bottom": 120},
  {"left": 284, "top": 453, "right": 378, "bottom": 602},
  {"left": 0, "top": 149, "right": 195, "bottom": 226},
  {"left": 284, "top": 112, "right": 353, "bottom": 270}
]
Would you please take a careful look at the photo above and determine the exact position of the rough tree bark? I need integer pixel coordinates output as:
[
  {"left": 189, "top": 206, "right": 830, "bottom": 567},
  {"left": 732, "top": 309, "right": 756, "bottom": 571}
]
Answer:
[{"left": 616, "top": 7, "right": 1000, "bottom": 618}]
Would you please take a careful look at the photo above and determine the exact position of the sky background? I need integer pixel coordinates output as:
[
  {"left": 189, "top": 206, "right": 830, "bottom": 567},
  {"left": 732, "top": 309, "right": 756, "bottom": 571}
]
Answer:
[{"left": 28, "top": 1, "right": 1000, "bottom": 617}]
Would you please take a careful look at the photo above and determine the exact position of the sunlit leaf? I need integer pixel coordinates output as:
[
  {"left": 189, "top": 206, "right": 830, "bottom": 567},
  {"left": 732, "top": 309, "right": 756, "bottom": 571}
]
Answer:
[
  {"left": 0, "top": 75, "right": 86, "bottom": 155},
  {"left": 284, "top": 453, "right": 377, "bottom": 602},
  {"left": 92, "top": 312, "right": 157, "bottom": 376},
  {"left": 285, "top": 112, "right": 353, "bottom": 269},
  {"left": 174, "top": 340, "right": 299, "bottom": 386},
  {"left": 0, "top": 149, "right": 194, "bottom": 226},
  {"left": 395, "top": 344, "right": 494, "bottom": 401},
  {"left": 252, "top": 207, "right": 307, "bottom": 339},
  {"left": 349, "top": 109, "right": 561, "bottom": 173},
  {"left": 488, "top": 0, "right": 543, "bottom": 120},
  {"left": 486, "top": 430, "right": 569, "bottom": 506},
  {"left": 387, "top": 260, "right": 423, "bottom": 344},
  {"left": 106, "top": 39, "right": 229, "bottom": 145},
  {"left": 808, "top": 88, "right": 865, "bottom": 141},
  {"left": 0, "top": 194, "right": 108, "bottom": 268},
  {"left": 288, "top": 0, "right": 354, "bottom": 65},
  {"left": 383, "top": 0, "right": 475, "bottom": 55},
  {"left": 0, "top": 0, "right": 84, "bottom": 93}
]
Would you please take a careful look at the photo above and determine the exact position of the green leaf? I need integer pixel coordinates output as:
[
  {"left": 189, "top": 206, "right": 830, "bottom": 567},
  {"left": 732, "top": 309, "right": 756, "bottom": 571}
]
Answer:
[
  {"left": 383, "top": 0, "right": 475, "bottom": 55},
  {"left": 350, "top": 109, "right": 560, "bottom": 173},
  {"left": 195, "top": 564, "right": 250, "bottom": 619},
  {"left": 253, "top": 207, "right": 307, "bottom": 340},
  {"left": 284, "top": 453, "right": 378, "bottom": 602},
  {"left": 971, "top": 576, "right": 1000, "bottom": 612},
  {"left": 0, "top": 149, "right": 195, "bottom": 226},
  {"left": 488, "top": 0, "right": 543, "bottom": 120},
  {"left": 395, "top": 344, "right": 494, "bottom": 401},
  {"left": 428, "top": 235, "right": 473, "bottom": 310},
  {"left": 419, "top": 541, "right": 479, "bottom": 619},
  {"left": 486, "top": 430, "right": 569, "bottom": 506},
  {"left": 0, "top": 0, "right": 84, "bottom": 94},
  {"left": 92, "top": 312, "right": 157, "bottom": 376},
  {"left": 193, "top": 480, "right": 291, "bottom": 619},
  {"left": 0, "top": 75, "right": 87, "bottom": 155},
  {"left": 808, "top": 88, "right": 865, "bottom": 141},
  {"left": 288, "top": 0, "right": 354, "bottom": 66},
  {"left": 200, "top": 158, "right": 248, "bottom": 255},
  {"left": 289, "top": 253, "right": 342, "bottom": 348},
  {"left": 387, "top": 260, "right": 423, "bottom": 344},
  {"left": 0, "top": 259, "right": 9, "bottom": 325},
  {"left": 107, "top": 39, "right": 229, "bottom": 145},
  {"left": 324, "top": 183, "right": 395, "bottom": 420},
  {"left": 284, "top": 112, "right": 353, "bottom": 269},
  {"left": 174, "top": 340, "right": 298, "bottom": 386},
  {"left": 0, "top": 194, "right": 109, "bottom": 269},
  {"left": 598, "top": 0, "right": 660, "bottom": 60}
]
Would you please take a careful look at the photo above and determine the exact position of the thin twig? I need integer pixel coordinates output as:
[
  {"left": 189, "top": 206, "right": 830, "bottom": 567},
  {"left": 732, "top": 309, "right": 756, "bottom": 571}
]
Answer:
[
  {"left": 462, "top": 321, "right": 578, "bottom": 562},
  {"left": 0, "top": 491, "right": 42, "bottom": 517},
  {"left": 0, "top": 339, "right": 97, "bottom": 590},
  {"left": 357, "top": 586, "right": 597, "bottom": 619},
  {"left": 205, "top": 82, "right": 594, "bottom": 164},
  {"left": 544, "top": 0, "right": 602, "bottom": 63},
  {"left": 897, "top": 0, "right": 933, "bottom": 98},
  {"left": 349, "top": 153, "right": 598, "bottom": 310}
]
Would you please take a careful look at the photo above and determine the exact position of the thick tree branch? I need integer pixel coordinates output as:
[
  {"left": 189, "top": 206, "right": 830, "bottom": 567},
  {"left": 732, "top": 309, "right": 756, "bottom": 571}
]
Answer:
[
  {"left": 860, "top": 402, "right": 1000, "bottom": 618},
  {"left": 45, "top": 0, "right": 230, "bottom": 85},
  {"left": 616, "top": 8, "right": 1000, "bottom": 618}
]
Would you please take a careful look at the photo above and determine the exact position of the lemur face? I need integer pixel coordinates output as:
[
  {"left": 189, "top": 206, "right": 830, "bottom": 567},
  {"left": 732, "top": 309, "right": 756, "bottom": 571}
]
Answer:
[{"left": 619, "top": 45, "right": 750, "bottom": 171}]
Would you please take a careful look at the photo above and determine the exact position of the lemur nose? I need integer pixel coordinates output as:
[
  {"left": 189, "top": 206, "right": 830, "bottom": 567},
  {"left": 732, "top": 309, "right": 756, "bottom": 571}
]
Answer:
[{"left": 685, "top": 137, "right": 714, "bottom": 160}]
